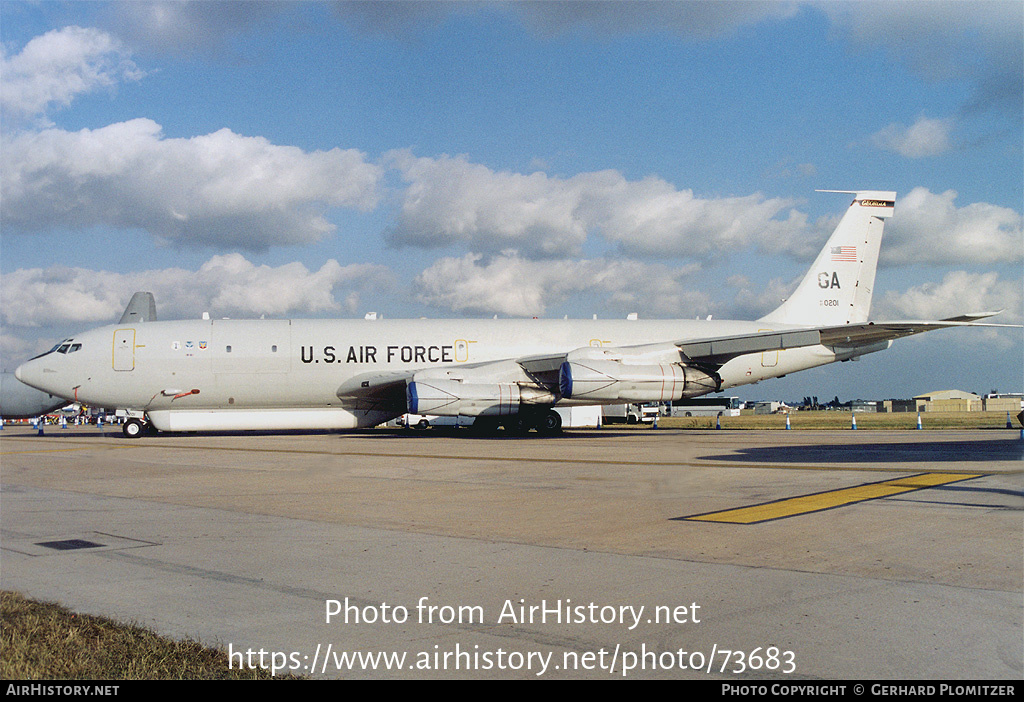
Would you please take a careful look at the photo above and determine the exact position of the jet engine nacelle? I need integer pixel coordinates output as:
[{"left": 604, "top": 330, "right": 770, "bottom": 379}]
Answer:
[
  {"left": 407, "top": 379, "right": 521, "bottom": 417},
  {"left": 559, "top": 360, "right": 720, "bottom": 402}
]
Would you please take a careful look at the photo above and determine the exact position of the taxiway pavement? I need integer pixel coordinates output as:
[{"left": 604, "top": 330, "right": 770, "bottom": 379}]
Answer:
[{"left": 2, "top": 425, "right": 1021, "bottom": 679}]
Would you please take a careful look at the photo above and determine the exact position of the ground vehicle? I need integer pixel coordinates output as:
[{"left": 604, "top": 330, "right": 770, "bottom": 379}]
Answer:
[
  {"left": 670, "top": 396, "right": 741, "bottom": 417},
  {"left": 389, "top": 414, "right": 469, "bottom": 429},
  {"left": 602, "top": 403, "right": 659, "bottom": 424},
  {"left": 392, "top": 406, "right": 602, "bottom": 430}
]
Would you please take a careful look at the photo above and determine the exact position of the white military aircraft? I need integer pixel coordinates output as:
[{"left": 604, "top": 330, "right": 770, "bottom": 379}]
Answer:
[{"left": 14, "top": 190, "right": 1010, "bottom": 438}]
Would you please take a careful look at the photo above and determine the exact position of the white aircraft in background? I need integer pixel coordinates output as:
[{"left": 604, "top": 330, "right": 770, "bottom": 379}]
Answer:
[
  {"left": 14, "top": 190, "right": 1012, "bottom": 438},
  {"left": 0, "top": 372, "right": 68, "bottom": 419}
]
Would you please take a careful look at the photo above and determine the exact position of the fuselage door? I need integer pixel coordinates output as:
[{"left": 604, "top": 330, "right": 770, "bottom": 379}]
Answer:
[
  {"left": 113, "top": 329, "right": 136, "bottom": 371},
  {"left": 758, "top": 328, "right": 778, "bottom": 368}
]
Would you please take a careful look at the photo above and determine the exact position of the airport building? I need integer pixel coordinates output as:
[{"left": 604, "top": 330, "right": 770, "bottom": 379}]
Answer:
[
  {"left": 881, "top": 399, "right": 917, "bottom": 413},
  {"left": 982, "top": 393, "right": 1024, "bottom": 413},
  {"left": 913, "top": 390, "right": 981, "bottom": 413},
  {"left": 850, "top": 400, "right": 878, "bottom": 413}
]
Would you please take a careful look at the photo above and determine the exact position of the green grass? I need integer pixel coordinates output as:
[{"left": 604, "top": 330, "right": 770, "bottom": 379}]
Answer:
[
  {"left": 656, "top": 410, "right": 1019, "bottom": 431},
  {"left": 0, "top": 591, "right": 300, "bottom": 680}
]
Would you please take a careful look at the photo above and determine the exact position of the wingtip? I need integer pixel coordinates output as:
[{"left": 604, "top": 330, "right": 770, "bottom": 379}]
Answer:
[{"left": 939, "top": 310, "right": 1004, "bottom": 323}]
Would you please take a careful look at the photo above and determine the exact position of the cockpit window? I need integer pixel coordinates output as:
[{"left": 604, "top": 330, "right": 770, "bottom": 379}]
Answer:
[
  {"left": 30, "top": 339, "right": 72, "bottom": 360},
  {"left": 68, "top": 343, "right": 82, "bottom": 353}
]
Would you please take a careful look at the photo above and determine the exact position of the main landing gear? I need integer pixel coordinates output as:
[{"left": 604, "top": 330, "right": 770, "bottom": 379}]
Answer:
[
  {"left": 472, "top": 408, "right": 563, "bottom": 436},
  {"left": 122, "top": 417, "right": 152, "bottom": 438},
  {"left": 534, "top": 409, "right": 563, "bottom": 435}
]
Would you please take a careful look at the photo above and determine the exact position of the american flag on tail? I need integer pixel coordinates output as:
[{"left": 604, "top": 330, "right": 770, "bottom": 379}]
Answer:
[{"left": 831, "top": 246, "right": 857, "bottom": 262}]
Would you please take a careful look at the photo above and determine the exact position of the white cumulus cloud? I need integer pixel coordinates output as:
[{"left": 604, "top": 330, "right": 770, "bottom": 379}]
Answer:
[
  {"left": 387, "top": 151, "right": 595, "bottom": 257},
  {"left": 0, "top": 26, "right": 145, "bottom": 123},
  {"left": 871, "top": 116, "right": 954, "bottom": 158},
  {"left": 594, "top": 181, "right": 798, "bottom": 258},
  {"left": 883, "top": 188, "right": 1023, "bottom": 266},
  {"left": 0, "top": 255, "right": 392, "bottom": 328},
  {"left": 1, "top": 119, "right": 384, "bottom": 249},
  {"left": 388, "top": 151, "right": 799, "bottom": 260},
  {"left": 414, "top": 252, "right": 707, "bottom": 317},
  {"left": 875, "top": 271, "right": 1022, "bottom": 324}
]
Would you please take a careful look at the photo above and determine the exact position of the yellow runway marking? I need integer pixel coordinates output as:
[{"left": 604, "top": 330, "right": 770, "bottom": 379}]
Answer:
[{"left": 680, "top": 472, "right": 985, "bottom": 524}]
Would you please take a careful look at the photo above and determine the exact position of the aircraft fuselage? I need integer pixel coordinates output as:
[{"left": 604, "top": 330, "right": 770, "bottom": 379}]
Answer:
[{"left": 15, "top": 317, "right": 860, "bottom": 431}]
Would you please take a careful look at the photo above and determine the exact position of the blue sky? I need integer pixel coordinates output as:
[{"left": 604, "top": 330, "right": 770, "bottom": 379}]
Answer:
[{"left": 1, "top": 1, "right": 1021, "bottom": 402}]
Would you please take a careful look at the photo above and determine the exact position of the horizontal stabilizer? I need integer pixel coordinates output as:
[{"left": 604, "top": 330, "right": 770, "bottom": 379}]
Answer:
[
  {"left": 819, "top": 316, "right": 1020, "bottom": 348},
  {"left": 939, "top": 311, "right": 1004, "bottom": 323}
]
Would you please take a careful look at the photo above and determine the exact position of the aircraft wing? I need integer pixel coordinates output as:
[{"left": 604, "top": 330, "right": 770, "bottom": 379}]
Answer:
[
  {"left": 335, "top": 353, "right": 571, "bottom": 411},
  {"left": 333, "top": 312, "right": 1017, "bottom": 410},
  {"left": 676, "top": 329, "right": 822, "bottom": 365},
  {"left": 334, "top": 329, "right": 832, "bottom": 411}
]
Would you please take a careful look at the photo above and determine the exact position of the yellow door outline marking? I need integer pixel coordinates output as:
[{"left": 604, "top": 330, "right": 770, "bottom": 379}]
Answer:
[
  {"left": 678, "top": 472, "right": 984, "bottom": 524},
  {"left": 758, "top": 327, "right": 778, "bottom": 368},
  {"left": 112, "top": 328, "right": 136, "bottom": 371},
  {"left": 454, "top": 339, "right": 476, "bottom": 362}
]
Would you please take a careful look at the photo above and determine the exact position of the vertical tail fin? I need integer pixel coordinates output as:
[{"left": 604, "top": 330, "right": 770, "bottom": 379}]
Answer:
[
  {"left": 761, "top": 190, "right": 895, "bottom": 326},
  {"left": 118, "top": 292, "right": 157, "bottom": 324}
]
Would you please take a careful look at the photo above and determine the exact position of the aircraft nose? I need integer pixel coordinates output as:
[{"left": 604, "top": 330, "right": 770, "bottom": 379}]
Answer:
[{"left": 14, "top": 360, "right": 42, "bottom": 390}]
